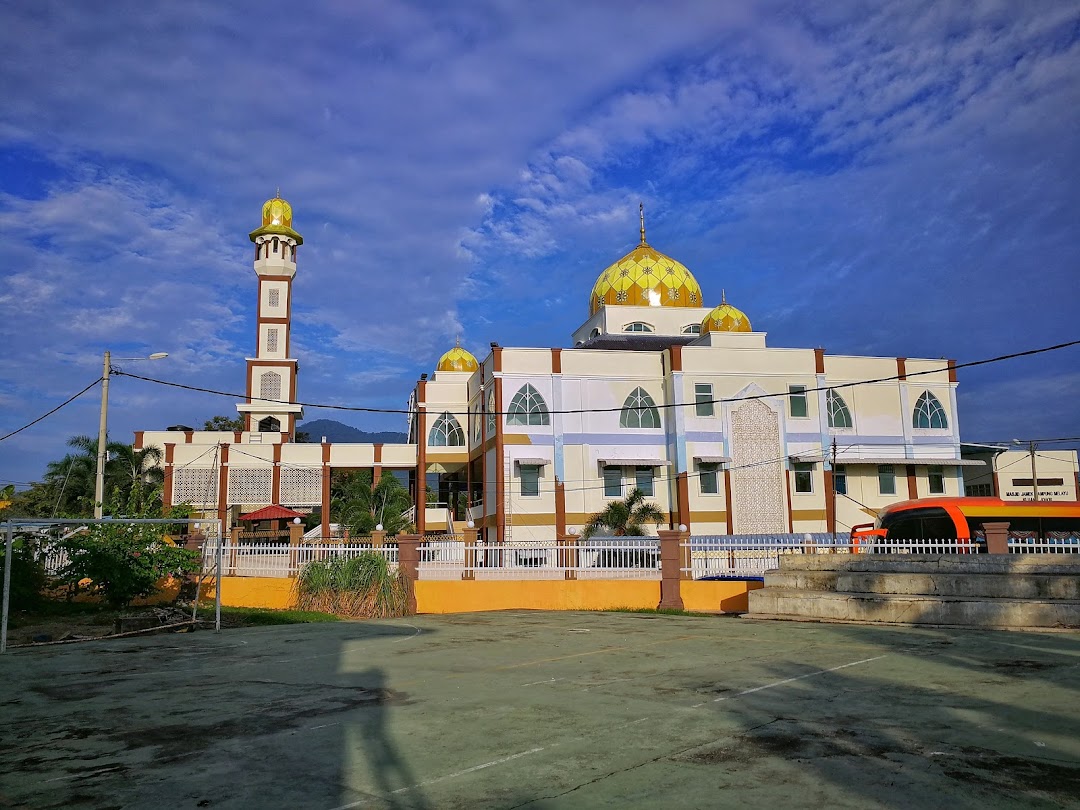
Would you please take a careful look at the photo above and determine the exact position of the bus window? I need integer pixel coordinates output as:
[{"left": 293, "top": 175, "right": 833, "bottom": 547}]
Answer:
[{"left": 880, "top": 507, "right": 957, "bottom": 540}]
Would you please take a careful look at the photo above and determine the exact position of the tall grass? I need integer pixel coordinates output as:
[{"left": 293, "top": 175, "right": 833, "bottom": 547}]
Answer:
[{"left": 294, "top": 553, "right": 411, "bottom": 618}]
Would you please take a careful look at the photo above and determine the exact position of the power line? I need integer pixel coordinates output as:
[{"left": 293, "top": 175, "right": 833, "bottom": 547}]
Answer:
[
  {"left": 0, "top": 379, "right": 102, "bottom": 443},
  {"left": 113, "top": 338, "right": 1080, "bottom": 418}
]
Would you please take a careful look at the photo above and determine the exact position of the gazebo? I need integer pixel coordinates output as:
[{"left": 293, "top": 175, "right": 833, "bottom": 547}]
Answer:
[{"left": 237, "top": 505, "right": 307, "bottom": 541}]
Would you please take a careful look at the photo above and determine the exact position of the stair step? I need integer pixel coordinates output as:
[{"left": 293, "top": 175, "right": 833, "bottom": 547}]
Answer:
[
  {"left": 747, "top": 588, "right": 1080, "bottom": 629},
  {"left": 835, "top": 572, "right": 1080, "bottom": 600},
  {"left": 774, "top": 554, "right": 1080, "bottom": 575}
]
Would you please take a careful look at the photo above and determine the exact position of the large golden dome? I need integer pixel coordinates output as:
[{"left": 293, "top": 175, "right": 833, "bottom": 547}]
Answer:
[
  {"left": 436, "top": 343, "right": 479, "bottom": 373},
  {"left": 589, "top": 206, "right": 702, "bottom": 316},
  {"left": 249, "top": 191, "right": 304, "bottom": 244},
  {"left": 701, "top": 292, "right": 752, "bottom": 333}
]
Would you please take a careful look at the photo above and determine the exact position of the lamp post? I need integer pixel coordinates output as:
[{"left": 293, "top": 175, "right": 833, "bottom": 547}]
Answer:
[{"left": 94, "top": 350, "right": 168, "bottom": 519}]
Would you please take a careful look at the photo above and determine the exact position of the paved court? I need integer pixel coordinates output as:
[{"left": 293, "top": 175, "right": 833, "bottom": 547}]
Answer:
[{"left": 1, "top": 612, "right": 1078, "bottom": 809}]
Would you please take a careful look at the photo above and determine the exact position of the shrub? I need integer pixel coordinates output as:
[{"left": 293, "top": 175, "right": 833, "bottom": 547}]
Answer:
[
  {"left": 0, "top": 537, "right": 47, "bottom": 610},
  {"left": 295, "top": 552, "right": 411, "bottom": 618}
]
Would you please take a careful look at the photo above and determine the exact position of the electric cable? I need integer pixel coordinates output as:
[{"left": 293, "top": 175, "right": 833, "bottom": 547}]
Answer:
[{"left": 0, "top": 378, "right": 102, "bottom": 443}]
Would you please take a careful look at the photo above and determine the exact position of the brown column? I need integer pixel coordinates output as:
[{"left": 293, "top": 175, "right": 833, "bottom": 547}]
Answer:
[
  {"left": 373, "top": 443, "right": 383, "bottom": 485},
  {"left": 271, "top": 443, "right": 282, "bottom": 504},
  {"left": 675, "top": 472, "right": 691, "bottom": 532},
  {"left": 320, "top": 441, "right": 332, "bottom": 540},
  {"left": 461, "top": 525, "right": 478, "bottom": 580},
  {"left": 906, "top": 468, "right": 919, "bottom": 500},
  {"left": 724, "top": 469, "right": 734, "bottom": 534},
  {"left": 494, "top": 375, "right": 506, "bottom": 543},
  {"left": 784, "top": 468, "right": 794, "bottom": 532},
  {"left": 896, "top": 358, "right": 907, "bottom": 380},
  {"left": 814, "top": 348, "right": 826, "bottom": 374},
  {"left": 982, "top": 521, "right": 1010, "bottom": 554},
  {"left": 992, "top": 471, "right": 1001, "bottom": 498},
  {"left": 288, "top": 522, "right": 304, "bottom": 577},
  {"left": 555, "top": 478, "right": 567, "bottom": 539},
  {"left": 133, "top": 431, "right": 145, "bottom": 450},
  {"left": 216, "top": 443, "right": 230, "bottom": 531},
  {"left": 162, "top": 443, "right": 175, "bottom": 512},
  {"left": 415, "top": 381, "right": 427, "bottom": 536},
  {"left": 397, "top": 533, "right": 420, "bottom": 614},
  {"left": 824, "top": 469, "right": 835, "bottom": 535},
  {"left": 657, "top": 527, "right": 689, "bottom": 610}
]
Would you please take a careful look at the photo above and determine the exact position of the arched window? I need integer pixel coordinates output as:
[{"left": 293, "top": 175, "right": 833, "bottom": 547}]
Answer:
[
  {"left": 486, "top": 387, "right": 496, "bottom": 436},
  {"left": 913, "top": 391, "right": 948, "bottom": 429},
  {"left": 259, "top": 371, "right": 281, "bottom": 401},
  {"left": 682, "top": 323, "right": 701, "bottom": 335},
  {"left": 623, "top": 322, "right": 654, "bottom": 333},
  {"left": 827, "top": 389, "right": 853, "bottom": 429},
  {"left": 272, "top": 237, "right": 279, "bottom": 254},
  {"left": 620, "top": 387, "right": 661, "bottom": 429},
  {"left": 257, "top": 416, "right": 280, "bottom": 432},
  {"left": 472, "top": 404, "right": 482, "bottom": 442},
  {"left": 290, "top": 244, "right": 297, "bottom": 261},
  {"left": 429, "top": 412, "right": 465, "bottom": 446},
  {"left": 507, "top": 384, "right": 550, "bottom": 426},
  {"left": 589, "top": 327, "right": 601, "bottom": 339}
]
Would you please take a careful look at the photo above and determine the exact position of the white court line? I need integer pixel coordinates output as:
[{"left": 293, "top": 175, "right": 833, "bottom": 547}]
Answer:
[
  {"left": 328, "top": 748, "right": 547, "bottom": 810},
  {"left": 690, "top": 655, "right": 888, "bottom": 707},
  {"left": 521, "top": 677, "right": 564, "bottom": 686},
  {"left": 391, "top": 623, "right": 422, "bottom": 644}
]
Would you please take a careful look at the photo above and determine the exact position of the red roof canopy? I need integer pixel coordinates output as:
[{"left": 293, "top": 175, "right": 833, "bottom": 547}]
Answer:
[{"left": 238, "top": 505, "right": 306, "bottom": 522}]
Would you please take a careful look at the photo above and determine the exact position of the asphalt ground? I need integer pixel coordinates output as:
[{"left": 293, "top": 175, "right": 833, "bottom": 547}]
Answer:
[{"left": 1, "top": 612, "right": 1078, "bottom": 810}]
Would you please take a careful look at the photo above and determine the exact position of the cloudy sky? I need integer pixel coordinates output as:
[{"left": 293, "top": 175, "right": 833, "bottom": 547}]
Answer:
[{"left": 1, "top": 0, "right": 1078, "bottom": 486}]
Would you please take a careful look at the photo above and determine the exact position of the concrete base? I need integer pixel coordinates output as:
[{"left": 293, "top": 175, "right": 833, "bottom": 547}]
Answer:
[{"left": 748, "top": 554, "right": 1080, "bottom": 629}]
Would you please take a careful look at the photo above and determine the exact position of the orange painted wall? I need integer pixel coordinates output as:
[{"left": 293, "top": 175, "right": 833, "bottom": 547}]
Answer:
[{"left": 681, "top": 579, "right": 763, "bottom": 613}]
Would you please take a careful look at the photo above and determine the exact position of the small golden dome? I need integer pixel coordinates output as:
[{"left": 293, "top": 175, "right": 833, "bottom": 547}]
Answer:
[
  {"left": 589, "top": 207, "right": 702, "bottom": 315},
  {"left": 249, "top": 190, "right": 304, "bottom": 245},
  {"left": 701, "top": 291, "right": 752, "bottom": 333},
  {"left": 436, "top": 343, "right": 479, "bottom": 373}
]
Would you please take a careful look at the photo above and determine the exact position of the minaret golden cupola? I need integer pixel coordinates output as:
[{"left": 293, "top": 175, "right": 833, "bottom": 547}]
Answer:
[
  {"left": 588, "top": 203, "right": 703, "bottom": 315},
  {"left": 436, "top": 340, "right": 479, "bottom": 373},
  {"left": 701, "top": 289, "right": 752, "bottom": 333}
]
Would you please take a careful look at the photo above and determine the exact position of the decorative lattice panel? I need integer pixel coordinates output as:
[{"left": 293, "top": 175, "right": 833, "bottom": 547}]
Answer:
[
  {"left": 280, "top": 467, "right": 321, "bottom": 506},
  {"left": 268, "top": 288, "right": 280, "bottom": 307},
  {"left": 730, "top": 400, "right": 785, "bottom": 534},
  {"left": 228, "top": 467, "right": 272, "bottom": 505},
  {"left": 266, "top": 328, "right": 278, "bottom": 353},
  {"left": 173, "top": 468, "right": 217, "bottom": 507},
  {"left": 260, "top": 371, "right": 281, "bottom": 400}
]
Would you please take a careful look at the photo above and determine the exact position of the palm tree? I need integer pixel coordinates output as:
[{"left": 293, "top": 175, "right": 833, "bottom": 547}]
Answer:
[
  {"left": 41, "top": 436, "right": 165, "bottom": 517},
  {"left": 582, "top": 488, "right": 665, "bottom": 539},
  {"left": 331, "top": 470, "right": 414, "bottom": 536}
]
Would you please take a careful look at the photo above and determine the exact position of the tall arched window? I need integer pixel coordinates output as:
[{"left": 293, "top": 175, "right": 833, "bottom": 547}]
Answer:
[
  {"left": 620, "top": 387, "right": 661, "bottom": 429},
  {"left": 486, "top": 387, "right": 496, "bottom": 437},
  {"left": 507, "top": 384, "right": 550, "bottom": 426},
  {"left": 429, "top": 412, "right": 465, "bottom": 446},
  {"left": 259, "top": 371, "right": 281, "bottom": 400},
  {"left": 913, "top": 391, "right": 948, "bottom": 429},
  {"left": 827, "top": 390, "right": 853, "bottom": 429}
]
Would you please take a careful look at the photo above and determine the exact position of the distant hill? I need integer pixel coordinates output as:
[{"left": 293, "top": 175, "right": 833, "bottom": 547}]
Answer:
[{"left": 297, "top": 419, "right": 408, "bottom": 445}]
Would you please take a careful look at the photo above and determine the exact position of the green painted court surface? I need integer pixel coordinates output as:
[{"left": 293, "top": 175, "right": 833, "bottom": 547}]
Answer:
[{"left": 2, "top": 612, "right": 1079, "bottom": 809}]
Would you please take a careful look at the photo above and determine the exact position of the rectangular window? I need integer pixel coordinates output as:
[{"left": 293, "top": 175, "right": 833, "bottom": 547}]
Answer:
[
  {"left": 928, "top": 465, "right": 945, "bottom": 494},
  {"left": 603, "top": 466, "right": 623, "bottom": 498},
  {"left": 699, "top": 462, "right": 719, "bottom": 494},
  {"left": 1011, "top": 477, "right": 1065, "bottom": 487},
  {"left": 635, "top": 466, "right": 654, "bottom": 497},
  {"left": 694, "top": 383, "right": 714, "bottom": 417},
  {"left": 833, "top": 465, "right": 847, "bottom": 495},
  {"left": 878, "top": 464, "right": 896, "bottom": 496},
  {"left": 788, "top": 385, "right": 808, "bottom": 418},
  {"left": 519, "top": 464, "right": 540, "bottom": 498},
  {"left": 965, "top": 483, "right": 993, "bottom": 497},
  {"left": 794, "top": 462, "right": 814, "bottom": 493}
]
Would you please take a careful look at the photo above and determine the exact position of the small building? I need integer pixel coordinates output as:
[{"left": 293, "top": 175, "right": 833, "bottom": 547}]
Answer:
[{"left": 962, "top": 445, "right": 1079, "bottom": 501}]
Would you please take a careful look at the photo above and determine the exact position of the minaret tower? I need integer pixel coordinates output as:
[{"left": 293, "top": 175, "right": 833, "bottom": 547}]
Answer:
[{"left": 237, "top": 193, "right": 304, "bottom": 438}]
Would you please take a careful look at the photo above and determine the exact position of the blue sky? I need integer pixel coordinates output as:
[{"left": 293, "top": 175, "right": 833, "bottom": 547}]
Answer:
[{"left": 1, "top": 0, "right": 1078, "bottom": 487}]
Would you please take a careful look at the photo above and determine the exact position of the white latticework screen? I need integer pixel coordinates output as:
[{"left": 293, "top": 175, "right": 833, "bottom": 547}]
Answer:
[
  {"left": 730, "top": 399, "right": 785, "bottom": 534},
  {"left": 228, "top": 467, "right": 272, "bottom": 504},
  {"left": 280, "top": 467, "right": 321, "bottom": 506},
  {"left": 173, "top": 468, "right": 218, "bottom": 508},
  {"left": 260, "top": 371, "right": 281, "bottom": 400}
]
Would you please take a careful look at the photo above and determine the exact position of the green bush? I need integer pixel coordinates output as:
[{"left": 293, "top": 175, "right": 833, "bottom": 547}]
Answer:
[
  {"left": 295, "top": 552, "right": 411, "bottom": 618},
  {"left": 0, "top": 538, "right": 47, "bottom": 610}
]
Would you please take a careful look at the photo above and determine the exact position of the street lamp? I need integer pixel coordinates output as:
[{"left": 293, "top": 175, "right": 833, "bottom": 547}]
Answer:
[{"left": 95, "top": 350, "right": 169, "bottom": 519}]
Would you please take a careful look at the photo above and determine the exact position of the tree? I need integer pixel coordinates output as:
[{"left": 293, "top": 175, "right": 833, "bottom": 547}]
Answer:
[
  {"left": 331, "top": 470, "right": 414, "bottom": 536},
  {"left": 203, "top": 415, "right": 245, "bottom": 431},
  {"left": 582, "top": 488, "right": 664, "bottom": 539}
]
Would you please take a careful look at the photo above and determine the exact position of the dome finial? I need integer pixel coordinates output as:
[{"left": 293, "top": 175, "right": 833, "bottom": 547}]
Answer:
[
  {"left": 639, "top": 202, "right": 647, "bottom": 245},
  {"left": 722, "top": 288, "right": 726, "bottom": 304},
  {"left": 275, "top": 186, "right": 281, "bottom": 199}
]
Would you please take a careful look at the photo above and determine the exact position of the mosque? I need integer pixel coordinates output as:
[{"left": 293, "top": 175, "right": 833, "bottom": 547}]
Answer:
[{"left": 135, "top": 195, "right": 979, "bottom": 540}]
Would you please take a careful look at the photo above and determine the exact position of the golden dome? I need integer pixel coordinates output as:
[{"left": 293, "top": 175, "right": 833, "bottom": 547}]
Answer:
[
  {"left": 436, "top": 343, "right": 479, "bottom": 373},
  {"left": 589, "top": 205, "right": 702, "bottom": 315},
  {"left": 701, "top": 291, "right": 752, "bottom": 333},
  {"left": 249, "top": 191, "right": 304, "bottom": 244}
]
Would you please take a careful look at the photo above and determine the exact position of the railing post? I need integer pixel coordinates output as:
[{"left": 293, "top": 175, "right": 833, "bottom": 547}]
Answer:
[
  {"left": 462, "top": 526, "right": 478, "bottom": 580},
  {"left": 288, "top": 522, "right": 304, "bottom": 577},
  {"left": 657, "top": 528, "right": 689, "bottom": 610},
  {"left": 559, "top": 534, "right": 578, "bottom": 580},
  {"left": 371, "top": 529, "right": 386, "bottom": 549},
  {"left": 983, "top": 522, "right": 1010, "bottom": 555},
  {"left": 397, "top": 533, "right": 420, "bottom": 615},
  {"left": 229, "top": 526, "right": 240, "bottom": 575}
]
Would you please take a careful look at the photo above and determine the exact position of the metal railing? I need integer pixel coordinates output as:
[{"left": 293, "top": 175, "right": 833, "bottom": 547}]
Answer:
[
  {"left": 1007, "top": 532, "right": 1080, "bottom": 554},
  {"left": 200, "top": 539, "right": 398, "bottom": 578}
]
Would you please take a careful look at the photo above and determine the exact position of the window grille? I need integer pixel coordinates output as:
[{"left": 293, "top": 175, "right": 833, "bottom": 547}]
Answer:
[
  {"left": 506, "top": 384, "right": 550, "bottom": 426},
  {"left": 620, "top": 387, "right": 661, "bottom": 429},
  {"left": 826, "top": 389, "right": 852, "bottom": 428},
  {"left": 280, "top": 467, "right": 321, "bottom": 505},
  {"left": 173, "top": 468, "right": 217, "bottom": 507},
  {"left": 228, "top": 467, "right": 272, "bottom": 504},
  {"left": 260, "top": 371, "right": 281, "bottom": 401},
  {"left": 266, "top": 328, "right": 278, "bottom": 353},
  {"left": 429, "top": 412, "right": 465, "bottom": 446},
  {"left": 268, "top": 288, "right": 280, "bottom": 307},
  {"left": 913, "top": 391, "right": 948, "bottom": 429}
]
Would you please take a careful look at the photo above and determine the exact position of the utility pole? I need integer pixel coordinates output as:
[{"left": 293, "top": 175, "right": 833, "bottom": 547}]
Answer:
[
  {"left": 94, "top": 350, "right": 112, "bottom": 520},
  {"left": 831, "top": 436, "right": 838, "bottom": 544},
  {"left": 1028, "top": 440, "right": 1039, "bottom": 502}
]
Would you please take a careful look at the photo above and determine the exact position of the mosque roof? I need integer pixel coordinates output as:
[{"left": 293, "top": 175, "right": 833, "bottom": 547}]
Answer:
[
  {"left": 589, "top": 205, "right": 702, "bottom": 316},
  {"left": 249, "top": 192, "right": 304, "bottom": 244},
  {"left": 436, "top": 343, "right": 479, "bottom": 373},
  {"left": 702, "top": 292, "right": 752, "bottom": 333}
]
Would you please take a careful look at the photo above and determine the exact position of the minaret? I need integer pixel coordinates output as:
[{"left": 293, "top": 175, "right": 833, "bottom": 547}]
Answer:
[{"left": 236, "top": 193, "right": 304, "bottom": 438}]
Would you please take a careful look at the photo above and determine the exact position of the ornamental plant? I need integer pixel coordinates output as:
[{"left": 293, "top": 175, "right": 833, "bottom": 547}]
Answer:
[{"left": 295, "top": 552, "right": 411, "bottom": 618}]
